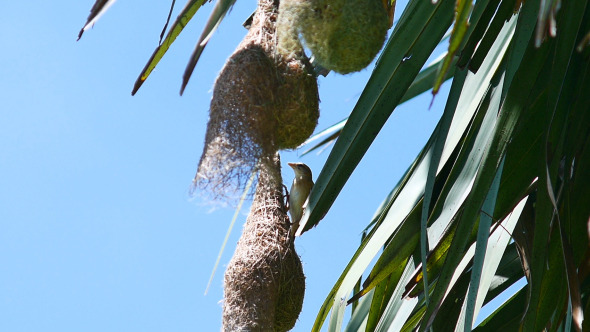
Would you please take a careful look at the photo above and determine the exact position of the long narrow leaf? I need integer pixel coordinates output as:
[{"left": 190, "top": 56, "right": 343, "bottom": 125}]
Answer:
[
  {"left": 457, "top": 0, "right": 501, "bottom": 68},
  {"left": 420, "top": 11, "right": 542, "bottom": 330},
  {"left": 408, "top": 196, "right": 525, "bottom": 330},
  {"left": 406, "top": 18, "right": 516, "bottom": 298},
  {"left": 374, "top": 259, "right": 419, "bottom": 332},
  {"left": 461, "top": 158, "right": 505, "bottom": 332},
  {"left": 472, "top": 286, "right": 528, "bottom": 331},
  {"left": 404, "top": 66, "right": 504, "bottom": 298},
  {"left": 180, "top": 0, "right": 236, "bottom": 94},
  {"left": 344, "top": 290, "right": 374, "bottom": 332},
  {"left": 418, "top": 62, "right": 466, "bottom": 310},
  {"left": 132, "top": 0, "right": 208, "bottom": 95},
  {"left": 363, "top": 256, "right": 409, "bottom": 331},
  {"left": 432, "top": 0, "right": 472, "bottom": 94},
  {"left": 468, "top": 0, "right": 518, "bottom": 73},
  {"left": 544, "top": 2, "right": 589, "bottom": 330},
  {"left": 482, "top": 243, "right": 525, "bottom": 304},
  {"left": 337, "top": 11, "right": 514, "bottom": 324},
  {"left": 300, "top": 52, "right": 457, "bottom": 156},
  {"left": 297, "top": 0, "right": 456, "bottom": 237},
  {"left": 78, "top": 0, "right": 117, "bottom": 40},
  {"left": 311, "top": 67, "right": 464, "bottom": 331}
]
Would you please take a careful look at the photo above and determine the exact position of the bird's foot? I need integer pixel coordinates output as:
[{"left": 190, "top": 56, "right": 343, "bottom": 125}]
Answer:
[{"left": 282, "top": 184, "right": 290, "bottom": 213}]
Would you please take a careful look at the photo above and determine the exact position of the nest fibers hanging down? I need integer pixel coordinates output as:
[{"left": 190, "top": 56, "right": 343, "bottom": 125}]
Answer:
[
  {"left": 193, "top": 0, "right": 319, "bottom": 201},
  {"left": 222, "top": 154, "right": 305, "bottom": 331},
  {"left": 277, "top": 0, "right": 390, "bottom": 74}
]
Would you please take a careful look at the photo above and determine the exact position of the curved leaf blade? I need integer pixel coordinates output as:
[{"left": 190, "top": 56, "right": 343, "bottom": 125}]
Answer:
[
  {"left": 78, "top": 0, "right": 117, "bottom": 40},
  {"left": 132, "top": 0, "right": 208, "bottom": 95},
  {"left": 299, "top": 52, "right": 457, "bottom": 156},
  {"left": 296, "top": 0, "right": 456, "bottom": 237},
  {"left": 180, "top": 0, "right": 236, "bottom": 95}
]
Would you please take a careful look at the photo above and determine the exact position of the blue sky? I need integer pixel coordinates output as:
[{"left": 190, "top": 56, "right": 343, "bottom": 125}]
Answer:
[{"left": 0, "top": 1, "right": 450, "bottom": 331}]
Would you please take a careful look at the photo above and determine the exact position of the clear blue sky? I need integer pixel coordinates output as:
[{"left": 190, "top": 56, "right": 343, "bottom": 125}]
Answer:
[{"left": 0, "top": 1, "right": 449, "bottom": 331}]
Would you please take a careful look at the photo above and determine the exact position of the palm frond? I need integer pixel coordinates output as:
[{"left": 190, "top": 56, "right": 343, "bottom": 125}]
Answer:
[{"left": 308, "top": 0, "right": 590, "bottom": 329}]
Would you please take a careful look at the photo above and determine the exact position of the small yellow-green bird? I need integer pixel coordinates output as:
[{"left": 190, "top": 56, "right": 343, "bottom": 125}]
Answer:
[{"left": 287, "top": 162, "right": 314, "bottom": 237}]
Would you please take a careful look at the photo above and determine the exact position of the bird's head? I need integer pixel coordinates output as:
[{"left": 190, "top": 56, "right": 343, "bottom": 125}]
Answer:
[{"left": 288, "top": 162, "right": 313, "bottom": 178}]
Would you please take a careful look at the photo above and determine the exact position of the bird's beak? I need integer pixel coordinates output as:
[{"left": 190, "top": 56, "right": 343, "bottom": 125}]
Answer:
[{"left": 287, "top": 162, "right": 296, "bottom": 169}]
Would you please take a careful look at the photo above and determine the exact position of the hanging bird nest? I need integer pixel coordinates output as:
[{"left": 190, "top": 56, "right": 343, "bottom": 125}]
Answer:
[
  {"left": 222, "top": 154, "right": 305, "bottom": 331},
  {"left": 277, "top": 0, "right": 390, "bottom": 74},
  {"left": 193, "top": 0, "right": 319, "bottom": 202}
]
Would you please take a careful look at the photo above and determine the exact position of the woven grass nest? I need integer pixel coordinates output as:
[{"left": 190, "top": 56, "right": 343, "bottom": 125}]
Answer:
[
  {"left": 193, "top": 0, "right": 319, "bottom": 201},
  {"left": 222, "top": 154, "right": 305, "bottom": 331},
  {"left": 277, "top": 0, "right": 390, "bottom": 74}
]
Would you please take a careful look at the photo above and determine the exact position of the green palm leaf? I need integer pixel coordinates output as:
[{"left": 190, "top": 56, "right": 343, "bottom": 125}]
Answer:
[
  {"left": 132, "top": 0, "right": 210, "bottom": 95},
  {"left": 306, "top": 0, "right": 590, "bottom": 329}
]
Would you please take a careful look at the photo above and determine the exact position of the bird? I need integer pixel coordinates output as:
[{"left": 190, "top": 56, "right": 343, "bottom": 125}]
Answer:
[{"left": 287, "top": 162, "right": 314, "bottom": 237}]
